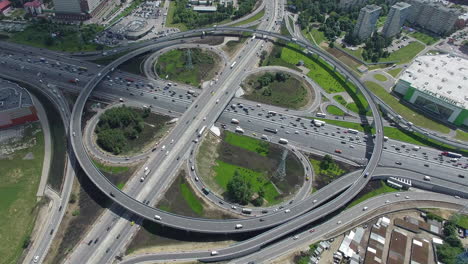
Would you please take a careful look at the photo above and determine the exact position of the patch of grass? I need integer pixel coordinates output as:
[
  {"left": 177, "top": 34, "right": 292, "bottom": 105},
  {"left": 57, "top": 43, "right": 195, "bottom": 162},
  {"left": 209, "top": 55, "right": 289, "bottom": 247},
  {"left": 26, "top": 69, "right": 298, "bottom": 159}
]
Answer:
[
  {"left": 364, "top": 81, "right": 450, "bottom": 133},
  {"left": 309, "top": 154, "right": 353, "bottom": 190},
  {"left": 326, "top": 105, "right": 345, "bottom": 116},
  {"left": 10, "top": 23, "right": 105, "bottom": 52},
  {"left": 92, "top": 160, "right": 129, "bottom": 174},
  {"left": 155, "top": 48, "right": 218, "bottom": 86},
  {"left": 180, "top": 182, "right": 203, "bottom": 216},
  {"left": 387, "top": 68, "right": 402, "bottom": 78},
  {"left": 453, "top": 214, "right": 468, "bottom": 229},
  {"left": 382, "top": 41, "right": 425, "bottom": 64},
  {"left": 224, "top": 131, "right": 269, "bottom": 156},
  {"left": 0, "top": 124, "right": 44, "bottom": 264},
  {"left": 411, "top": 32, "right": 439, "bottom": 45},
  {"left": 231, "top": 8, "right": 265, "bottom": 26},
  {"left": 165, "top": 1, "right": 188, "bottom": 31},
  {"left": 116, "top": 182, "right": 125, "bottom": 190},
  {"left": 455, "top": 130, "right": 468, "bottom": 142},
  {"left": 311, "top": 28, "right": 326, "bottom": 45},
  {"left": 343, "top": 47, "right": 364, "bottom": 60},
  {"left": 213, "top": 161, "right": 280, "bottom": 204},
  {"left": 346, "top": 180, "right": 398, "bottom": 209},
  {"left": 242, "top": 73, "right": 310, "bottom": 109},
  {"left": 279, "top": 44, "right": 371, "bottom": 116},
  {"left": 376, "top": 15, "right": 387, "bottom": 28},
  {"left": 373, "top": 73, "right": 388, "bottom": 82}
]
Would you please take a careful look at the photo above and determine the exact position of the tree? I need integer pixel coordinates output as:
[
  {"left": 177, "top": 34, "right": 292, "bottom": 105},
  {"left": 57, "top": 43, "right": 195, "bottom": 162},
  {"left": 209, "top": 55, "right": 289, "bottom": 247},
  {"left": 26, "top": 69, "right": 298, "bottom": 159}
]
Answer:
[
  {"left": 320, "top": 155, "right": 333, "bottom": 170},
  {"left": 227, "top": 172, "right": 252, "bottom": 205},
  {"left": 275, "top": 72, "right": 287, "bottom": 82}
]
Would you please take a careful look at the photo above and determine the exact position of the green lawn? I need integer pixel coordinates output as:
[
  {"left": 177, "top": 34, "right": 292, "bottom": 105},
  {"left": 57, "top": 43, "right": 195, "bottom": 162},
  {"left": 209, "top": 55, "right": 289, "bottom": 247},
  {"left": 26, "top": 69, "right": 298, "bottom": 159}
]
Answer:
[
  {"left": 373, "top": 73, "right": 388, "bottom": 82},
  {"left": 180, "top": 182, "right": 203, "bottom": 215},
  {"left": 411, "top": 32, "right": 439, "bottom": 45},
  {"left": 231, "top": 8, "right": 265, "bottom": 26},
  {"left": 455, "top": 130, "right": 468, "bottom": 142},
  {"left": 326, "top": 105, "right": 345, "bottom": 116},
  {"left": 155, "top": 48, "right": 218, "bottom": 86},
  {"left": 243, "top": 74, "right": 309, "bottom": 109},
  {"left": 117, "top": 182, "right": 125, "bottom": 190},
  {"left": 213, "top": 161, "right": 280, "bottom": 204},
  {"left": 344, "top": 47, "right": 364, "bottom": 60},
  {"left": 346, "top": 181, "right": 398, "bottom": 209},
  {"left": 381, "top": 41, "right": 425, "bottom": 64},
  {"left": 224, "top": 131, "right": 269, "bottom": 156},
  {"left": 365, "top": 81, "right": 450, "bottom": 133},
  {"left": 0, "top": 125, "right": 44, "bottom": 264},
  {"left": 311, "top": 28, "right": 326, "bottom": 45},
  {"left": 279, "top": 44, "right": 371, "bottom": 116},
  {"left": 376, "top": 15, "right": 387, "bottom": 28},
  {"left": 310, "top": 159, "right": 345, "bottom": 178},
  {"left": 92, "top": 160, "right": 129, "bottom": 174},
  {"left": 387, "top": 68, "right": 402, "bottom": 78},
  {"left": 165, "top": 1, "right": 188, "bottom": 31},
  {"left": 10, "top": 23, "right": 105, "bottom": 52}
]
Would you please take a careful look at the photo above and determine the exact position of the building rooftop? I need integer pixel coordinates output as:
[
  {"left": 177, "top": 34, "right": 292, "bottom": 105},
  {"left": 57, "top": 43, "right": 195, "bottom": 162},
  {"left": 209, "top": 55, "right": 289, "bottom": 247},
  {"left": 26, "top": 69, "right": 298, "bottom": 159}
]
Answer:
[
  {"left": 394, "top": 2, "right": 411, "bottom": 9},
  {"left": 363, "top": 4, "right": 382, "bottom": 12},
  {"left": 400, "top": 54, "right": 468, "bottom": 109},
  {"left": 193, "top": 6, "right": 217, "bottom": 12}
]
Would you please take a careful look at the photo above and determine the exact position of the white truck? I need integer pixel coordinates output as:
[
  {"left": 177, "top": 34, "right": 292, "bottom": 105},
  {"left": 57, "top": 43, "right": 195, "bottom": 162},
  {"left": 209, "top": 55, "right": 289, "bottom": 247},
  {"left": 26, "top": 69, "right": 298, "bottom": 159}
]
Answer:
[
  {"left": 198, "top": 125, "right": 207, "bottom": 137},
  {"left": 230, "top": 61, "right": 237, "bottom": 68},
  {"left": 313, "top": 120, "right": 325, "bottom": 127}
]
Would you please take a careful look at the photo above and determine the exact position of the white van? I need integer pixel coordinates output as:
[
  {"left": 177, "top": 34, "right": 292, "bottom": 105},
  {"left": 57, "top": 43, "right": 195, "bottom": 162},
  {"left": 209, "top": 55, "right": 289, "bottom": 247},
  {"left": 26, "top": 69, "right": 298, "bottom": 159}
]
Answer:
[
  {"left": 154, "top": 215, "right": 161, "bottom": 220},
  {"left": 235, "top": 224, "right": 243, "bottom": 229},
  {"left": 211, "top": 251, "right": 218, "bottom": 256},
  {"left": 363, "top": 206, "right": 368, "bottom": 211},
  {"left": 424, "top": 176, "right": 431, "bottom": 181}
]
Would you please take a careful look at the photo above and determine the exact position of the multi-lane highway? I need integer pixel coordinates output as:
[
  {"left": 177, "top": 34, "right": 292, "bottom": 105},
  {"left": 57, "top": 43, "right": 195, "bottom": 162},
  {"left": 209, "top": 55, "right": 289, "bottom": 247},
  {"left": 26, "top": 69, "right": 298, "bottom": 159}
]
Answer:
[{"left": 0, "top": 3, "right": 466, "bottom": 262}]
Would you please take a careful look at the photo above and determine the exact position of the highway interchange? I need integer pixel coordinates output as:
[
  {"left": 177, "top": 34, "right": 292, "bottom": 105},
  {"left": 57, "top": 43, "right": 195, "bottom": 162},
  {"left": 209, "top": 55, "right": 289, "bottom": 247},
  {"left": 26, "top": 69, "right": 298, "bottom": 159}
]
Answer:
[{"left": 0, "top": 0, "right": 466, "bottom": 262}]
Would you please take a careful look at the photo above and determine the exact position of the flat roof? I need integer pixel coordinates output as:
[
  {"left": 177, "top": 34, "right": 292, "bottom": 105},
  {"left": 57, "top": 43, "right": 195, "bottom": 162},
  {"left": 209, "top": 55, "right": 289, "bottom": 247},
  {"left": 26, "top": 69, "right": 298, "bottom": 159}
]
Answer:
[
  {"left": 400, "top": 54, "right": 468, "bottom": 109},
  {"left": 193, "top": 6, "right": 217, "bottom": 11},
  {"left": 387, "top": 229, "right": 408, "bottom": 264},
  {"left": 411, "top": 238, "right": 430, "bottom": 264}
]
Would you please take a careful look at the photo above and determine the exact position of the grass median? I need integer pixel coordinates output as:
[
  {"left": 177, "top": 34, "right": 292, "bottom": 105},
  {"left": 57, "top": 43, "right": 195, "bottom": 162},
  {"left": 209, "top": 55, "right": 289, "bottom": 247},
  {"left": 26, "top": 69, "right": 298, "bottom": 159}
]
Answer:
[{"left": 346, "top": 180, "right": 398, "bottom": 209}]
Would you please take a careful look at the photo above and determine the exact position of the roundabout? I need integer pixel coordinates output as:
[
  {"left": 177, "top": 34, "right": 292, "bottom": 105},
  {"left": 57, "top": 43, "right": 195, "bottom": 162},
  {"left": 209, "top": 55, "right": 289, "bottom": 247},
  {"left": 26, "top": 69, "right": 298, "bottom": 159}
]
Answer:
[{"left": 69, "top": 26, "right": 384, "bottom": 261}]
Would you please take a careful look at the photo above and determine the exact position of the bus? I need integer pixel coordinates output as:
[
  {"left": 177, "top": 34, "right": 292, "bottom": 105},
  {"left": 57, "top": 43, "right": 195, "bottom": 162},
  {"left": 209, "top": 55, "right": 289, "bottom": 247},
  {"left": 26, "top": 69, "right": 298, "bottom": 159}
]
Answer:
[
  {"left": 347, "top": 129, "right": 359, "bottom": 134},
  {"left": 441, "top": 151, "right": 462, "bottom": 159},
  {"left": 264, "top": 128, "right": 278, "bottom": 134},
  {"left": 230, "top": 61, "right": 237, "bottom": 68},
  {"left": 316, "top": 112, "right": 326, "bottom": 118},
  {"left": 313, "top": 120, "right": 325, "bottom": 127},
  {"left": 242, "top": 208, "right": 252, "bottom": 214},
  {"left": 198, "top": 125, "right": 207, "bottom": 137}
]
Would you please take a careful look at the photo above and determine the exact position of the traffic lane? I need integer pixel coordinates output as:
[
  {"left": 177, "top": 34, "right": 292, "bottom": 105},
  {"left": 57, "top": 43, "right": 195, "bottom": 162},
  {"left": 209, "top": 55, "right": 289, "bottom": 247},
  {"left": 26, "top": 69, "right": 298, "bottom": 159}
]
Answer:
[
  {"left": 229, "top": 192, "right": 466, "bottom": 264},
  {"left": 219, "top": 111, "right": 466, "bottom": 178}
]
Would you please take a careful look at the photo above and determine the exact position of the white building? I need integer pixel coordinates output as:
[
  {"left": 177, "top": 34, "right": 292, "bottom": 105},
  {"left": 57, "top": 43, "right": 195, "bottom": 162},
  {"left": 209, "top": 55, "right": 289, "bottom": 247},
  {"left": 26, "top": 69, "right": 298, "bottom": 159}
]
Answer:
[
  {"left": 382, "top": 2, "right": 411, "bottom": 37},
  {"left": 353, "top": 5, "right": 382, "bottom": 40},
  {"left": 394, "top": 54, "right": 468, "bottom": 126}
]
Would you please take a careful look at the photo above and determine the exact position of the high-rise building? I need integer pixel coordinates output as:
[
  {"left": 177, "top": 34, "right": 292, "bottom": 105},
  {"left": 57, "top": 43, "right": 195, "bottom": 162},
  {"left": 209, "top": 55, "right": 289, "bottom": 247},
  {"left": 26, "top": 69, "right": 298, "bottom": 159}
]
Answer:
[
  {"left": 353, "top": 5, "right": 382, "bottom": 40},
  {"left": 382, "top": 2, "right": 411, "bottom": 37},
  {"left": 406, "top": 0, "right": 461, "bottom": 35},
  {"left": 52, "top": 0, "right": 109, "bottom": 20}
]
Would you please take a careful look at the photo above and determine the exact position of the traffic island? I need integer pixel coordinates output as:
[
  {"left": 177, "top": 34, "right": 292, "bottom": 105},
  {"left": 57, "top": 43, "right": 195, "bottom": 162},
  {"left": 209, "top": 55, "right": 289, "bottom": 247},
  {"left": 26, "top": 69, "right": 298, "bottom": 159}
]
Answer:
[
  {"left": 240, "top": 70, "right": 315, "bottom": 110},
  {"left": 196, "top": 130, "right": 305, "bottom": 207},
  {"left": 154, "top": 48, "right": 222, "bottom": 87}
]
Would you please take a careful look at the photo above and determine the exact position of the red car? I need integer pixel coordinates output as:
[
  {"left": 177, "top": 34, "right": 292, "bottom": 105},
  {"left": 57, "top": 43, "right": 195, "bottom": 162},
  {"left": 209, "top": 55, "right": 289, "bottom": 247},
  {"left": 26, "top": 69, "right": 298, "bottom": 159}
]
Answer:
[
  {"left": 335, "top": 149, "right": 342, "bottom": 154},
  {"left": 309, "top": 229, "right": 315, "bottom": 233}
]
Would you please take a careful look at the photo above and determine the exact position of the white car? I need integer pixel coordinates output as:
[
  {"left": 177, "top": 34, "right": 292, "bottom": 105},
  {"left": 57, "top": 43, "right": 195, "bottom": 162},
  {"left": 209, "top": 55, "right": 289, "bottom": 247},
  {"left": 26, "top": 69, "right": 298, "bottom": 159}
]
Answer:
[{"left": 33, "top": 256, "right": 39, "bottom": 263}]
